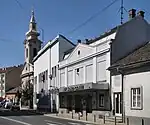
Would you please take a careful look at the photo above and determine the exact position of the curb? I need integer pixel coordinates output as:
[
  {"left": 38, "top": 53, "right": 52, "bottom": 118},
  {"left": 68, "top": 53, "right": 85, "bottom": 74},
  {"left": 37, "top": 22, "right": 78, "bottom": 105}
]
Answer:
[{"left": 44, "top": 114, "right": 101, "bottom": 125}]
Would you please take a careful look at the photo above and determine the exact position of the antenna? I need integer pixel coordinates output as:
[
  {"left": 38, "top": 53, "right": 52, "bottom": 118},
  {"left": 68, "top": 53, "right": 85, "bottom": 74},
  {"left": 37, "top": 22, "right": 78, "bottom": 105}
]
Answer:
[
  {"left": 118, "top": 0, "right": 127, "bottom": 24},
  {"left": 121, "top": 0, "right": 123, "bottom": 24}
]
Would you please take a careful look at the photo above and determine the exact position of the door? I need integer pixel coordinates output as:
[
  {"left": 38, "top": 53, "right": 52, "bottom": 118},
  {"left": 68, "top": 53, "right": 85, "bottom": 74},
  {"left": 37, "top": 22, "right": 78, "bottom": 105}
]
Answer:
[
  {"left": 86, "top": 95, "right": 92, "bottom": 113},
  {"left": 67, "top": 95, "right": 72, "bottom": 111},
  {"left": 75, "top": 95, "right": 82, "bottom": 113},
  {"left": 114, "top": 93, "right": 122, "bottom": 116}
]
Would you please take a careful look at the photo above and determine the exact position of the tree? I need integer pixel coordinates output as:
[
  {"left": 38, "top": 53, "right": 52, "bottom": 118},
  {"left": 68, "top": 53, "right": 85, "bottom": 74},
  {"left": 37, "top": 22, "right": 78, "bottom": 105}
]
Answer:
[{"left": 21, "top": 81, "right": 33, "bottom": 108}]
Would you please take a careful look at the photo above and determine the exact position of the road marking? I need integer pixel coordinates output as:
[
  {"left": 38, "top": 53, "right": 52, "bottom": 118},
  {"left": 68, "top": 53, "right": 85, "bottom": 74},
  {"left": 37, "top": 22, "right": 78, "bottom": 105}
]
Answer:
[
  {"left": 68, "top": 122, "right": 93, "bottom": 125},
  {"left": 0, "top": 117, "right": 32, "bottom": 125},
  {"left": 45, "top": 120, "right": 65, "bottom": 125},
  {"left": 68, "top": 122, "right": 81, "bottom": 125},
  {"left": 47, "top": 123, "right": 56, "bottom": 125}
]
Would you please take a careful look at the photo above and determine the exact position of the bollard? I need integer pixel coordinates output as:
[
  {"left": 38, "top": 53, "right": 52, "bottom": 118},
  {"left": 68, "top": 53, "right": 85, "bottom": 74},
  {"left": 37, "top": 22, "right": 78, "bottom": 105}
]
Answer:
[
  {"left": 86, "top": 113, "right": 87, "bottom": 121},
  {"left": 103, "top": 115, "right": 105, "bottom": 124},
  {"left": 78, "top": 113, "right": 80, "bottom": 120},
  {"left": 94, "top": 115, "right": 96, "bottom": 122},
  {"left": 115, "top": 116, "right": 116, "bottom": 125},
  {"left": 142, "top": 119, "right": 144, "bottom": 125},
  {"left": 72, "top": 111, "right": 73, "bottom": 119},
  {"left": 127, "top": 118, "right": 129, "bottom": 125}
]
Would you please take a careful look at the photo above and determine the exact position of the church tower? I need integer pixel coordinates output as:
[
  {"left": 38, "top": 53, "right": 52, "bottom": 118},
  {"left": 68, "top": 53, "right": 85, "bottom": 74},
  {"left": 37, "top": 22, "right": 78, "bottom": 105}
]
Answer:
[
  {"left": 24, "top": 10, "right": 42, "bottom": 63},
  {"left": 21, "top": 10, "right": 42, "bottom": 107}
]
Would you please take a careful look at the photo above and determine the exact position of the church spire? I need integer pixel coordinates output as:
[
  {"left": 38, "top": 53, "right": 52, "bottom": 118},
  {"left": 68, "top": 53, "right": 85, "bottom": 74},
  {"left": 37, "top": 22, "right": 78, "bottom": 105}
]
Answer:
[
  {"left": 30, "top": 9, "right": 36, "bottom": 23},
  {"left": 29, "top": 9, "right": 37, "bottom": 31},
  {"left": 25, "top": 9, "right": 40, "bottom": 38}
]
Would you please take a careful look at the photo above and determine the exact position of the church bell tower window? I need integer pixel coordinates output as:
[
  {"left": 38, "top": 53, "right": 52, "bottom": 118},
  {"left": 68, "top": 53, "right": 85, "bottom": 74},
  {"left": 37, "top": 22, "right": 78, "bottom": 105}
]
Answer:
[
  {"left": 26, "top": 48, "right": 28, "bottom": 58},
  {"left": 33, "top": 48, "right": 37, "bottom": 57}
]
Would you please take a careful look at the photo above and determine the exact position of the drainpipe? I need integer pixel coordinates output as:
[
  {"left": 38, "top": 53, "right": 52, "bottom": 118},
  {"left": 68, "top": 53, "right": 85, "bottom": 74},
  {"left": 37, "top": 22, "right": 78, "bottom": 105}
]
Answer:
[{"left": 117, "top": 67, "right": 125, "bottom": 123}]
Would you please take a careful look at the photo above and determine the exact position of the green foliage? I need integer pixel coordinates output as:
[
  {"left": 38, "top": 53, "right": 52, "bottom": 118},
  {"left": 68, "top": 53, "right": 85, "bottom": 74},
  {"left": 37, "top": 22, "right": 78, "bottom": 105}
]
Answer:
[{"left": 22, "top": 82, "right": 33, "bottom": 101}]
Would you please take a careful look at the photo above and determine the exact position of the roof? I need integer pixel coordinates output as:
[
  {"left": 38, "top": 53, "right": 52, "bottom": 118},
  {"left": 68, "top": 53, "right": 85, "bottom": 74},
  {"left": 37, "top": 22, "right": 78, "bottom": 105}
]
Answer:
[
  {"left": 108, "top": 41, "right": 150, "bottom": 69},
  {"left": 6, "top": 86, "right": 22, "bottom": 94},
  {"left": 63, "top": 47, "right": 75, "bottom": 57},
  {"left": 86, "top": 15, "right": 149, "bottom": 45},
  {"left": 33, "top": 34, "right": 75, "bottom": 62},
  {"left": 86, "top": 26, "right": 118, "bottom": 44},
  {"left": 0, "top": 64, "right": 23, "bottom": 74}
]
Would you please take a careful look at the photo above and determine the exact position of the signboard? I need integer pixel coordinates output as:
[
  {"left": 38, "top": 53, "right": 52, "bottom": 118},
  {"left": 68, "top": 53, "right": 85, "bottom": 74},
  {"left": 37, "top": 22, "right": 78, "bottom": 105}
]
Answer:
[{"left": 64, "top": 85, "right": 84, "bottom": 92}]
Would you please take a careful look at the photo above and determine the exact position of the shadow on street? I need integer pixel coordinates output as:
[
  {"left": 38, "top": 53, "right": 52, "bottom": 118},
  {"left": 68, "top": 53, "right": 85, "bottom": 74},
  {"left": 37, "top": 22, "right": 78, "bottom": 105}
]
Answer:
[{"left": 0, "top": 109, "right": 44, "bottom": 116}]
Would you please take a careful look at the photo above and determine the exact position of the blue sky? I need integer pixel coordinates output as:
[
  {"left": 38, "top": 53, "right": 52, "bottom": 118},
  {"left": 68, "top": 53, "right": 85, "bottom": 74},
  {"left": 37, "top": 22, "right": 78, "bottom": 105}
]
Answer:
[{"left": 0, "top": 0, "right": 150, "bottom": 67}]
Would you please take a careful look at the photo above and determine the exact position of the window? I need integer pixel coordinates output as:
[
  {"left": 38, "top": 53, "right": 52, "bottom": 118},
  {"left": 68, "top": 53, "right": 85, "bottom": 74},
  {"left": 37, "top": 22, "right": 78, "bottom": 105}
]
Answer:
[
  {"left": 26, "top": 48, "right": 28, "bottom": 58},
  {"left": 99, "top": 94, "right": 104, "bottom": 107},
  {"left": 131, "top": 87, "right": 142, "bottom": 109},
  {"left": 32, "top": 24, "right": 36, "bottom": 30},
  {"left": 34, "top": 76, "right": 37, "bottom": 84},
  {"left": 33, "top": 48, "right": 37, "bottom": 57},
  {"left": 38, "top": 70, "right": 48, "bottom": 83},
  {"left": 39, "top": 73, "right": 41, "bottom": 83},
  {"left": 45, "top": 70, "right": 48, "bottom": 80},
  {"left": 76, "top": 68, "right": 79, "bottom": 73},
  {"left": 42, "top": 73, "right": 45, "bottom": 82},
  {"left": 78, "top": 50, "right": 80, "bottom": 55},
  {"left": 52, "top": 66, "right": 56, "bottom": 78}
]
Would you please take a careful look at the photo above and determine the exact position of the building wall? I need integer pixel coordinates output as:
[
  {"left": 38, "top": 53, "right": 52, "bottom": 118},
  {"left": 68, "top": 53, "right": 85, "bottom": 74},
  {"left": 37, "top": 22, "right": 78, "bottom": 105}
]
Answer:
[
  {"left": 124, "top": 71, "right": 150, "bottom": 118},
  {"left": 0, "top": 66, "right": 23, "bottom": 98},
  {"left": 0, "top": 73, "right": 5, "bottom": 97},
  {"left": 33, "top": 35, "right": 75, "bottom": 111},
  {"left": 59, "top": 40, "right": 111, "bottom": 88},
  {"left": 6, "top": 66, "right": 23, "bottom": 91},
  {"left": 112, "top": 16, "right": 150, "bottom": 63},
  {"left": 112, "top": 75, "right": 122, "bottom": 93},
  {"left": 34, "top": 48, "right": 50, "bottom": 93},
  {"left": 89, "top": 32, "right": 116, "bottom": 47}
]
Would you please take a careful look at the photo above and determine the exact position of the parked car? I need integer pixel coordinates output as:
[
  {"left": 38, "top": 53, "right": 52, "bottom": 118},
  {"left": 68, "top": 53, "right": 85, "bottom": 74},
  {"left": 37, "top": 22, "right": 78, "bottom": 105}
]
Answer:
[
  {"left": 0, "top": 99, "right": 6, "bottom": 108},
  {"left": 4, "top": 100, "right": 13, "bottom": 109}
]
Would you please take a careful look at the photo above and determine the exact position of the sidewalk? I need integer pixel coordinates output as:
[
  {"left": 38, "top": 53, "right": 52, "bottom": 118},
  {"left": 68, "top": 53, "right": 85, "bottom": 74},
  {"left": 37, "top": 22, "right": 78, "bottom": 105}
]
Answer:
[{"left": 44, "top": 113, "right": 126, "bottom": 125}]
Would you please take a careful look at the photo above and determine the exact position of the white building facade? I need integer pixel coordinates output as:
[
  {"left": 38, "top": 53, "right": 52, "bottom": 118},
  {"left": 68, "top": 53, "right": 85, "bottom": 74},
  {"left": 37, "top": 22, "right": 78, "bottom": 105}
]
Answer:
[
  {"left": 58, "top": 34, "right": 115, "bottom": 117},
  {"left": 33, "top": 34, "right": 75, "bottom": 112}
]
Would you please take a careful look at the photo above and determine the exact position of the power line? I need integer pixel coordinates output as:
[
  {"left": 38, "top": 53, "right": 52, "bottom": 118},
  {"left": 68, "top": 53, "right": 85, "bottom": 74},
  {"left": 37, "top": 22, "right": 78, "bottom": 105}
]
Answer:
[
  {"left": 66, "top": 0, "right": 120, "bottom": 35},
  {"left": 14, "top": 0, "right": 45, "bottom": 43},
  {"left": 0, "top": 38, "right": 16, "bottom": 43},
  {"left": 14, "top": 0, "right": 24, "bottom": 9}
]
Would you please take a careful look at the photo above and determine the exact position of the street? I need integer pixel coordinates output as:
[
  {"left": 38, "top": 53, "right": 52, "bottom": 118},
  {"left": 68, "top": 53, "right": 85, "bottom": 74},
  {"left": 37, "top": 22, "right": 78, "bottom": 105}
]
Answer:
[{"left": 0, "top": 110, "right": 93, "bottom": 125}]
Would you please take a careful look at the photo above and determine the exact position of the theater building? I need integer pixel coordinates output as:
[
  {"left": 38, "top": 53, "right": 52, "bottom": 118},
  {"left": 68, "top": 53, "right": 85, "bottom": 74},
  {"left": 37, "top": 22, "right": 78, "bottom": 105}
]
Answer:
[{"left": 58, "top": 37, "right": 114, "bottom": 117}]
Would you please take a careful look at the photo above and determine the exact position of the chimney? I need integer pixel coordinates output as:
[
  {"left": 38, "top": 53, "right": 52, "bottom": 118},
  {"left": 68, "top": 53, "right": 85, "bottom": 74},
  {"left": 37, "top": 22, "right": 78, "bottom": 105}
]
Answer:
[
  {"left": 77, "top": 39, "right": 81, "bottom": 44},
  {"left": 137, "top": 10, "right": 145, "bottom": 18},
  {"left": 85, "top": 39, "right": 89, "bottom": 43},
  {"left": 129, "top": 9, "right": 136, "bottom": 19}
]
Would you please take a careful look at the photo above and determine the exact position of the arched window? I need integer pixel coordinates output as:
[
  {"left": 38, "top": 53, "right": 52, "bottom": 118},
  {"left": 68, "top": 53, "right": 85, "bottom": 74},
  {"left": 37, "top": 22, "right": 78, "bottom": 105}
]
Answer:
[{"left": 33, "top": 48, "right": 37, "bottom": 57}]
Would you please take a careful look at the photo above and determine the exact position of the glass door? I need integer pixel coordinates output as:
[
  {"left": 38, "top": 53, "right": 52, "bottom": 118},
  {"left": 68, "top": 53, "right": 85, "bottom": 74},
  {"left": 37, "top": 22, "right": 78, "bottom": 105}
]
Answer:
[{"left": 114, "top": 93, "right": 122, "bottom": 116}]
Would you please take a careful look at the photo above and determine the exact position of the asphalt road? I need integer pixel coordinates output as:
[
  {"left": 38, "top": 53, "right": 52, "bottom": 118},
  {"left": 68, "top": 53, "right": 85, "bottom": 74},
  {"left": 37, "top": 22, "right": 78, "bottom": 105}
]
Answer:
[{"left": 0, "top": 110, "right": 93, "bottom": 125}]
